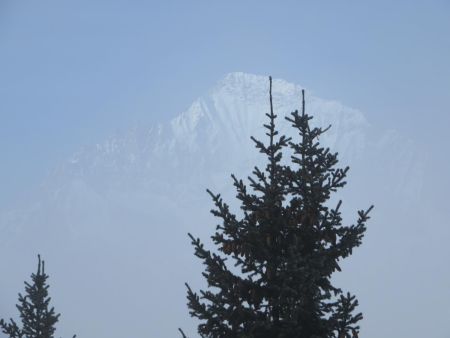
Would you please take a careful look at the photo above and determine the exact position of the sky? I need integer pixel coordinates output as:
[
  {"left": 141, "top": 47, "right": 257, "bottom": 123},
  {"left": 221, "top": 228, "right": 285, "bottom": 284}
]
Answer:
[
  {"left": 1, "top": 1, "right": 449, "bottom": 208},
  {"left": 1, "top": 2, "right": 450, "bottom": 338},
  {"left": 0, "top": 0, "right": 450, "bottom": 206}
]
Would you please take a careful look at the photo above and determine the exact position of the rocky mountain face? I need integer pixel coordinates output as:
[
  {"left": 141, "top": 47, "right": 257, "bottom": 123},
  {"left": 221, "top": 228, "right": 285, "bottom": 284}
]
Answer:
[{"left": 1, "top": 73, "right": 440, "bottom": 338}]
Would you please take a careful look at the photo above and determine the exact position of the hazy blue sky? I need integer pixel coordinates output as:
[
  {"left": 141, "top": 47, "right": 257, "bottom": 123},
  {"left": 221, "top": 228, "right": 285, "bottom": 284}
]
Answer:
[
  {"left": 1, "top": 3, "right": 450, "bottom": 338},
  {"left": 1, "top": 0, "right": 449, "bottom": 207}
]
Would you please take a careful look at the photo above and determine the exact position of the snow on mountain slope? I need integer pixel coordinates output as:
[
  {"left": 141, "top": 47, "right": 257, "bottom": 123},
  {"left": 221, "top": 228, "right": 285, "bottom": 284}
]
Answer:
[
  {"left": 44, "top": 73, "right": 370, "bottom": 199},
  {"left": 0, "top": 73, "right": 432, "bottom": 338}
]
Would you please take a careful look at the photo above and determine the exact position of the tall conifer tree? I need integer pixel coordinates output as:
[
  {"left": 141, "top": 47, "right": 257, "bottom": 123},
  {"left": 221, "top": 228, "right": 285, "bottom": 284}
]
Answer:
[
  {"left": 181, "top": 77, "right": 373, "bottom": 338},
  {"left": 0, "top": 255, "right": 75, "bottom": 338}
]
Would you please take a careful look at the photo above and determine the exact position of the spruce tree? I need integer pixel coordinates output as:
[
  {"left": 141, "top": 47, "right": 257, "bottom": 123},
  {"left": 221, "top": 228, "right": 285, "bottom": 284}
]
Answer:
[
  {"left": 0, "top": 255, "right": 75, "bottom": 338},
  {"left": 181, "top": 77, "right": 373, "bottom": 338}
]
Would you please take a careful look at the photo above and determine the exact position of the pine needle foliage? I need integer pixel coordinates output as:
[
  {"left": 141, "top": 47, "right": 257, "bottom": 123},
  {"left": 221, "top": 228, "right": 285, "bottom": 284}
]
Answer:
[
  {"left": 0, "top": 255, "right": 75, "bottom": 338},
  {"left": 181, "top": 77, "right": 373, "bottom": 338}
]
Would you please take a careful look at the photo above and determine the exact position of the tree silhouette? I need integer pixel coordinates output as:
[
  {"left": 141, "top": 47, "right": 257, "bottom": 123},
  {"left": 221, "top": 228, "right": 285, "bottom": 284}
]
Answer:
[
  {"left": 0, "top": 255, "right": 75, "bottom": 338},
  {"left": 181, "top": 77, "right": 373, "bottom": 338}
]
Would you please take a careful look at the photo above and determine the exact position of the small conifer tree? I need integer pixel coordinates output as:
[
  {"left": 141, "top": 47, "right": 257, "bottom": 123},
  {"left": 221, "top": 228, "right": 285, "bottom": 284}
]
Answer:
[
  {"left": 181, "top": 77, "right": 373, "bottom": 338},
  {"left": 0, "top": 255, "right": 75, "bottom": 338}
]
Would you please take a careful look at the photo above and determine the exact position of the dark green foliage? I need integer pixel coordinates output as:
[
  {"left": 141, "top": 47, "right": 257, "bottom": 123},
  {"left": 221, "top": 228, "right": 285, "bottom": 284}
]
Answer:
[
  {"left": 0, "top": 255, "right": 75, "bottom": 338},
  {"left": 182, "top": 77, "right": 373, "bottom": 338}
]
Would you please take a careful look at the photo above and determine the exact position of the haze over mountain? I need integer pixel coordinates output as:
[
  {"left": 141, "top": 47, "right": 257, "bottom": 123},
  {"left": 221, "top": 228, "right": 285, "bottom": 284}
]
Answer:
[{"left": 0, "top": 73, "right": 444, "bottom": 338}]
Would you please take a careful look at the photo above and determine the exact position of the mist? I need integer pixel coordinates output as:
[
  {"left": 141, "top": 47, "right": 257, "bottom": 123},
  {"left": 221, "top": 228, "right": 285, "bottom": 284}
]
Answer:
[
  {"left": 1, "top": 2, "right": 449, "bottom": 338},
  {"left": 1, "top": 73, "right": 447, "bottom": 338}
]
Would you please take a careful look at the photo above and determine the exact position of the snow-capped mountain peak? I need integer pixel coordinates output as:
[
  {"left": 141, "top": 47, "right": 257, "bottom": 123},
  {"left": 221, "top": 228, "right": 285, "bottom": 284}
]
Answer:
[{"left": 0, "top": 72, "right": 428, "bottom": 338}]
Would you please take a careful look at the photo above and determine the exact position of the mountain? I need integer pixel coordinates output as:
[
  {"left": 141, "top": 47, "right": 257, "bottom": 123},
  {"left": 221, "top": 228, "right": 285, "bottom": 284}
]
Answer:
[{"left": 0, "top": 73, "right": 442, "bottom": 338}]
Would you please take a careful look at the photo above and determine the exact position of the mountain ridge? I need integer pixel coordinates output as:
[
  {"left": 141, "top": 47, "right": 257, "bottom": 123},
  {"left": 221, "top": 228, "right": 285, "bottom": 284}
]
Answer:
[
  {"left": 0, "top": 72, "right": 430, "bottom": 338},
  {"left": 50, "top": 72, "right": 370, "bottom": 185}
]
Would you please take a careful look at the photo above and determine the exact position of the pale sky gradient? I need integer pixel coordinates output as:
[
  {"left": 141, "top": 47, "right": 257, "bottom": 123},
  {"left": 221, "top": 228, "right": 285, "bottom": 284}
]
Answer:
[
  {"left": 1, "top": 1, "right": 449, "bottom": 206},
  {"left": 1, "top": 3, "right": 450, "bottom": 338}
]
